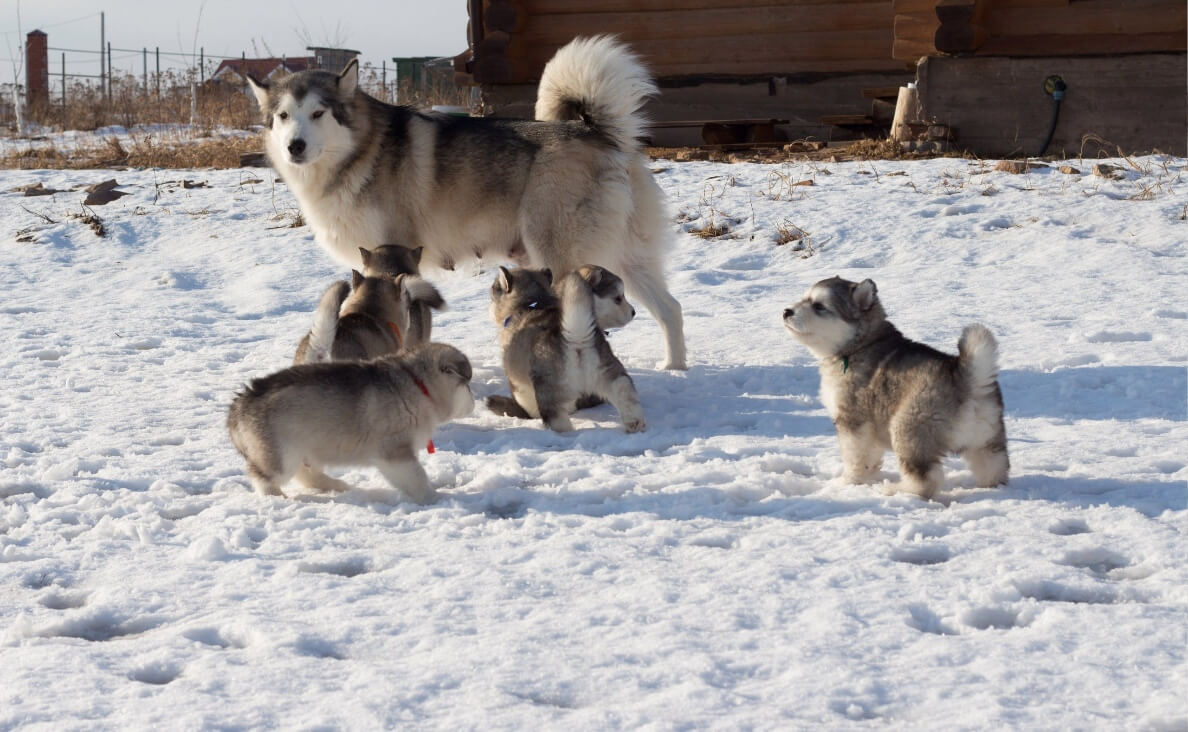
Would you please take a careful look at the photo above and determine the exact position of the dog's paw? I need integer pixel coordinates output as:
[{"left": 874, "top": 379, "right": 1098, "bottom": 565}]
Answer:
[
  {"left": 662, "top": 359, "right": 688, "bottom": 371},
  {"left": 623, "top": 418, "right": 646, "bottom": 433}
]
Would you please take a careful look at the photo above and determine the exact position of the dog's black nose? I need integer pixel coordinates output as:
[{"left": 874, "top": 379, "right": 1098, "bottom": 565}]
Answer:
[
  {"left": 288, "top": 138, "right": 306, "bottom": 156},
  {"left": 783, "top": 307, "right": 794, "bottom": 318},
  {"left": 630, "top": 307, "right": 636, "bottom": 317}
]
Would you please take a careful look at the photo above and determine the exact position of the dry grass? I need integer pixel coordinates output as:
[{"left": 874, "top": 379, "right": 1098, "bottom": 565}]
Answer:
[{"left": 0, "top": 134, "right": 263, "bottom": 170}]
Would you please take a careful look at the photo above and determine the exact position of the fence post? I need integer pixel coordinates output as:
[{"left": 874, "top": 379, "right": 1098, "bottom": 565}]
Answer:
[
  {"left": 100, "top": 11, "right": 105, "bottom": 98},
  {"left": 155, "top": 47, "right": 160, "bottom": 98},
  {"left": 382, "top": 60, "right": 387, "bottom": 101},
  {"left": 61, "top": 53, "right": 66, "bottom": 124},
  {"left": 107, "top": 41, "right": 112, "bottom": 101},
  {"left": 143, "top": 48, "right": 148, "bottom": 92},
  {"left": 200, "top": 47, "right": 204, "bottom": 84},
  {"left": 190, "top": 81, "right": 198, "bottom": 126}
]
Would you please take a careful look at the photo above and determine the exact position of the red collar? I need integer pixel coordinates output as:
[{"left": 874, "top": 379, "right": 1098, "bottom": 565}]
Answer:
[
  {"left": 399, "top": 362, "right": 436, "bottom": 454},
  {"left": 386, "top": 320, "right": 404, "bottom": 348}
]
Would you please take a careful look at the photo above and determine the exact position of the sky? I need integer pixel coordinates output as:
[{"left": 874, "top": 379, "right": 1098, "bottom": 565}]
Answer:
[{"left": 2, "top": 1, "right": 470, "bottom": 79}]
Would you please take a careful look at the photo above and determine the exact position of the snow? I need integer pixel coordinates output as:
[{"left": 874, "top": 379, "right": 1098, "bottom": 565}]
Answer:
[{"left": 1, "top": 149, "right": 1185, "bottom": 729}]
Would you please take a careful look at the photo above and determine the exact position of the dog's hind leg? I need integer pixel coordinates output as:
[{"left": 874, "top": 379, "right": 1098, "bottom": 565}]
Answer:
[
  {"left": 963, "top": 444, "right": 1010, "bottom": 487},
  {"left": 246, "top": 464, "right": 284, "bottom": 497},
  {"left": 620, "top": 264, "right": 686, "bottom": 370}
]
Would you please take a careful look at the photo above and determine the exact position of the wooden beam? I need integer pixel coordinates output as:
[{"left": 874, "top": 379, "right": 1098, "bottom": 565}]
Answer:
[
  {"left": 984, "top": 2, "right": 1185, "bottom": 37},
  {"left": 978, "top": 31, "right": 1186, "bottom": 56},
  {"left": 530, "top": 0, "right": 888, "bottom": 12},
  {"left": 517, "top": 4, "right": 893, "bottom": 45},
  {"left": 934, "top": 0, "right": 989, "bottom": 55}
]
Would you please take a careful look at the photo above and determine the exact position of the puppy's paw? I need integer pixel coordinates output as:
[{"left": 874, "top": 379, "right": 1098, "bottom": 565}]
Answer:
[
  {"left": 623, "top": 418, "right": 646, "bottom": 433},
  {"left": 544, "top": 414, "right": 575, "bottom": 433},
  {"left": 662, "top": 359, "right": 687, "bottom": 371}
]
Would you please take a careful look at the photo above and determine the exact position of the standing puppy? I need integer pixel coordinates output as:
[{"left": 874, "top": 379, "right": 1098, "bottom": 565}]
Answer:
[
  {"left": 488, "top": 267, "right": 645, "bottom": 433},
  {"left": 783, "top": 276, "right": 1008, "bottom": 499},
  {"left": 228, "top": 343, "right": 474, "bottom": 502}
]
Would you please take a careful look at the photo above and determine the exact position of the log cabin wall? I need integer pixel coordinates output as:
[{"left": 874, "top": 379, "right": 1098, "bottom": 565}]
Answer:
[
  {"left": 461, "top": 0, "right": 917, "bottom": 145},
  {"left": 892, "top": 0, "right": 1186, "bottom": 156}
]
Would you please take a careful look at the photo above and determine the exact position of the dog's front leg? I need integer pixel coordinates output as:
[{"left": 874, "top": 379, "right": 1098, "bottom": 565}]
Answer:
[
  {"left": 604, "top": 374, "right": 646, "bottom": 433},
  {"left": 836, "top": 423, "right": 883, "bottom": 484},
  {"left": 533, "top": 377, "right": 575, "bottom": 432},
  {"left": 296, "top": 464, "right": 352, "bottom": 493},
  {"left": 377, "top": 457, "right": 438, "bottom": 504}
]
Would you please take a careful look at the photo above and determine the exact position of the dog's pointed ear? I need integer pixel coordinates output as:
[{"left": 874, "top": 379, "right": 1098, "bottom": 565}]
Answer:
[
  {"left": 541, "top": 268, "right": 553, "bottom": 285},
  {"left": 853, "top": 279, "right": 878, "bottom": 311},
  {"left": 358, "top": 247, "right": 372, "bottom": 269},
  {"left": 245, "top": 74, "right": 270, "bottom": 112},
  {"left": 351, "top": 269, "right": 364, "bottom": 289},
  {"left": 411, "top": 246, "right": 424, "bottom": 266},
  {"left": 338, "top": 59, "right": 359, "bottom": 96},
  {"left": 496, "top": 266, "right": 513, "bottom": 293},
  {"left": 578, "top": 265, "right": 601, "bottom": 289}
]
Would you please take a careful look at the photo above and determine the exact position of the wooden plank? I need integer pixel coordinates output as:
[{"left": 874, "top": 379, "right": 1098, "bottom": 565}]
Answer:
[
  {"left": 517, "top": 4, "right": 892, "bottom": 45},
  {"left": 650, "top": 118, "right": 790, "bottom": 127},
  {"left": 935, "top": 0, "right": 989, "bottom": 54},
  {"left": 892, "top": 12, "right": 939, "bottom": 59},
  {"left": 507, "top": 29, "right": 896, "bottom": 64},
  {"left": 821, "top": 114, "right": 874, "bottom": 125},
  {"left": 500, "top": 54, "right": 906, "bottom": 82},
  {"left": 984, "top": 2, "right": 1185, "bottom": 37},
  {"left": 892, "top": 37, "right": 936, "bottom": 62},
  {"left": 892, "top": 0, "right": 938, "bottom": 12},
  {"left": 862, "top": 86, "right": 903, "bottom": 99},
  {"left": 978, "top": 31, "right": 1186, "bottom": 55},
  {"left": 529, "top": 0, "right": 888, "bottom": 12}
]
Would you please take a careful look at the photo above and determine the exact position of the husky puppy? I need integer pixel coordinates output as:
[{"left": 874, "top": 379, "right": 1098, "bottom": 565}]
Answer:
[
  {"left": 358, "top": 245, "right": 445, "bottom": 348},
  {"left": 294, "top": 271, "right": 404, "bottom": 364},
  {"left": 227, "top": 343, "right": 474, "bottom": 502},
  {"left": 487, "top": 267, "right": 645, "bottom": 433},
  {"left": 247, "top": 35, "right": 686, "bottom": 370},
  {"left": 783, "top": 277, "right": 1008, "bottom": 500}
]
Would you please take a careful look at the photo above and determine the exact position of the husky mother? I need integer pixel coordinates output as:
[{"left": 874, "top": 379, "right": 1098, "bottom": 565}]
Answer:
[{"left": 248, "top": 36, "right": 686, "bottom": 370}]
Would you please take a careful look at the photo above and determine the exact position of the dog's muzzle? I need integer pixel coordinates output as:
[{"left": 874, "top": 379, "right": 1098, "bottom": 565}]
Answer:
[{"left": 287, "top": 138, "right": 307, "bottom": 163}]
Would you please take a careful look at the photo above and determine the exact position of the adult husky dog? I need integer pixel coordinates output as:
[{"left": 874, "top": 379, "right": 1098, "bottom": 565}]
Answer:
[{"left": 247, "top": 35, "right": 686, "bottom": 370}]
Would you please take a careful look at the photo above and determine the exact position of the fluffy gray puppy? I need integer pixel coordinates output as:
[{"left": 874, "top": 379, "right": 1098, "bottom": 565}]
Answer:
[{"left": 228, "top": 343, "right": 474, "bottom": 502}]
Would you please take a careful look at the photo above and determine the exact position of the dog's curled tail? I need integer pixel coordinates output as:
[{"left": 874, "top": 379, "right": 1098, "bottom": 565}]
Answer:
[
  {"left": 535, "top": 35, "right": 657, "bottom": 152},
  {"left": 558, "top": 271, "right": 599, "bottom": 348},
  {"left": 958, "top": 324, "right": 1000, "bottom": 397},
  {"left": 305, "top": 280, "right": 350, "bottom": 363},
  {"left": 403, "top": 276, "right": 446, "bottom": 312}
]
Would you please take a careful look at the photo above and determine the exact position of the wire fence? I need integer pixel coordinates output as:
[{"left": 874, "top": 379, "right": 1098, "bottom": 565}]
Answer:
[{"left": 6, "top": 42, "right": 471, "bottom": 133}]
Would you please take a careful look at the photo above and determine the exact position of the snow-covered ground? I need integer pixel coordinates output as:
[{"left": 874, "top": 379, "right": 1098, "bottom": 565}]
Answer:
[{"left": 1, "top": 151, "right": 1185, "bottom": 729}]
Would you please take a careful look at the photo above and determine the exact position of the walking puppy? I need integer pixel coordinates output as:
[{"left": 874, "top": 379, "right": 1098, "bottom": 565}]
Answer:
[
  {"left": 228, "top": 343, "right": 474, "bottom": 502},
  {"left": 783, "top": 277, "right": 1008, "bottom": 499},
  {"left": 488, "top": 266, "right": 645, "bottom": 433},
  {"left": 247, "top": 35, "right": 686, "bottom": 370},
  {"left": 293, "top": 270, "right": 444, "bottom": 364}
]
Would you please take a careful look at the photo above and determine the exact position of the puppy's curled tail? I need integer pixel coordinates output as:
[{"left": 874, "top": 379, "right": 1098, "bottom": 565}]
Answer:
[
  {"left": 306, "top": 280, "right": 350, "bottom": 363},
  {"left": 535, "top": 35, "right": 657, "bottom": 153},
  {"left": 558, "top": 271, "right": 599, "bottom": 348},
  {"left": 403, "top": 276, "right": 446, "bottom": 311},
  {"left": 958, "top": 324, "right": 1001, "bottom": 397}
]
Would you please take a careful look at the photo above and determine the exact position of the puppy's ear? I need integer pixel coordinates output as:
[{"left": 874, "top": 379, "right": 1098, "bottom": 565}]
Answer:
[
  {"left": 496, "top": 266, "right": 513, "bottom": 293},
  {"left": 358, "top": 247, "right": 372, "bottom": 268},
  {"left": 337, "top": 59, "right": 359, "bottom": 97},
  {"left": 853, "top": 279, "right": 878, "bottom": 311},
  {"left": 351, "top": 269, "right": 365, "bottom": 289},
  {"left": 411, "top": 247, "right": 424, "bottom": 266},
  {"left": 541, "top": 268, "right": 553, "bottom": 285},
  {"left": 245, "top": 74, "right": 270, "bottom": 112},
  {"left": 578, "top": 265, "right": 602, "bottom": 289}
]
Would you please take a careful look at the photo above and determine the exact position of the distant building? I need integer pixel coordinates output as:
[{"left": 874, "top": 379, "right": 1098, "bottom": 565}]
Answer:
[
  {"left": 391, "top": 56, "right": 458, "bottom": 104},
  {"left": 307, "top": 47, "right": 361, "bottom": 73},
  {"left": 211, "top": 57, "right": 314, "bottom": 85}
]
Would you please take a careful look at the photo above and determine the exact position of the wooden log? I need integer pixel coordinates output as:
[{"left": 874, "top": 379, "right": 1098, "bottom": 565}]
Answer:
[
  {"left": 934, "top": 0, "right": 989, "bottom": 55},
  {"left": 517, "top": 4, "right": 892, "bottom": 45},
  {"left": 506, "top": 29, "right": 896, "bottom": 64},
  {"left": 501, "top": 55, "right": 906, "bottom": 81},
  {"left": 862, "top": 86, "right": 903, "bottom": 99},
  {"left": 984, "top": 2, "right": 1185, "bottom": 37},
  {"left": 977, "top": 31, "right": 1185, "bottom": 55},
  {"left": 484, "top": 0, "right": 520, "bottom": 33},
  {"left": 892, "top": 0, "right": 940, "bottom": 12},
  {"left": 892, "top": 12, "right": 939, "bottom": 60},
  {"left": 530, "top": 0, "right": 888, "bottom": 12}
]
